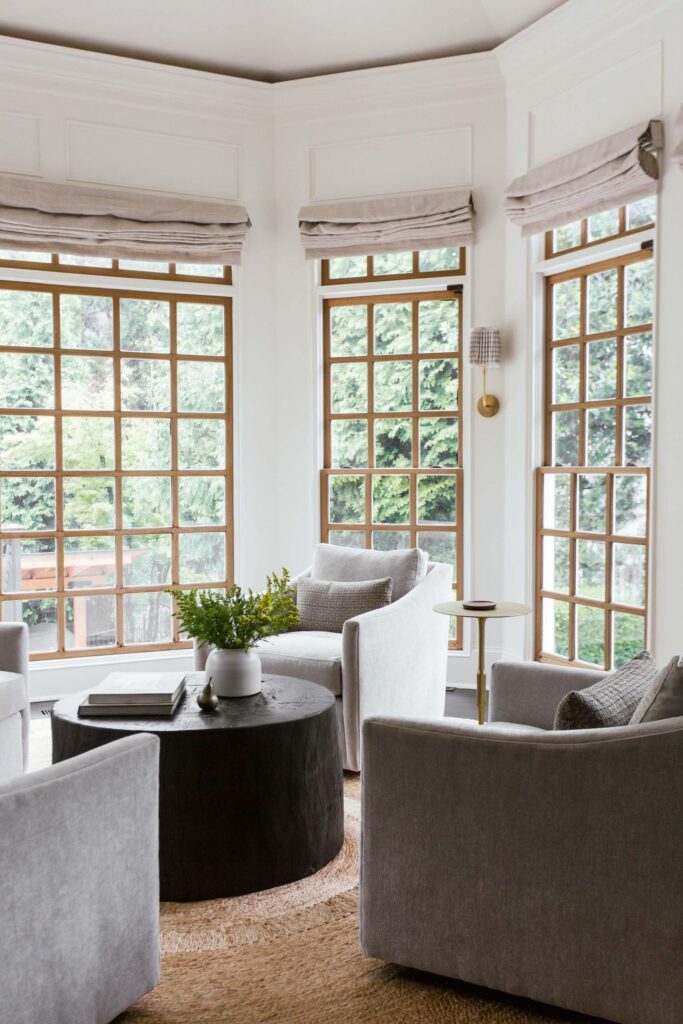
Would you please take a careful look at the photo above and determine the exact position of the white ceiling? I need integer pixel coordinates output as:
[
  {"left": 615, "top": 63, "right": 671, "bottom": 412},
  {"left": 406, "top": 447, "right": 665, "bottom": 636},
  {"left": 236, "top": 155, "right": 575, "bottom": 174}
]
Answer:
[{"left": 0, "top": 0, "right": 567, "bottom": 82}]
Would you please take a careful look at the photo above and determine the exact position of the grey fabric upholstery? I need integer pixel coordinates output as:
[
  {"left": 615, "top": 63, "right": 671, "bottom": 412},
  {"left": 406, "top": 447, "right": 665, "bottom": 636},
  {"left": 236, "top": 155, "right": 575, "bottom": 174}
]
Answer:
[
  {"left": 311, "top": 543, "right": 427, "bottom": 602},
  {"left": 0, "top": 734, "right": 160, "bottom": 1024},
  {"left": 361, "top": 710, "right": 683, "bottom": 1024},
  {"left": 631, "top": 654, "right": 683, "bottom": 723},
  {"left": 296, "top": 576, "right": 392, "bottom": 632},
  {"left": 554, "top": 650, "right": 657, "bottom": 729},
  {"left": 488, "top": 660, "right": 605, "bottom": 729},
  {"left": 0, "top": 623, "right": 29, "bottom": 776},
  {"left": 256, "top": 630, "right": 343, "bottom": 695}
]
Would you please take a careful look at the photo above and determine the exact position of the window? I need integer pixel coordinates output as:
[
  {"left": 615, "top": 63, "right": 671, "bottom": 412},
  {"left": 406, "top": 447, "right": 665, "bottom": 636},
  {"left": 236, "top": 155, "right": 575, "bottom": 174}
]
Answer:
[
  {"left": 544, "top": 197, "right": 656, "bottom": 259},
  {"left": 0, "top": 250, "right": 232, "bottom": 284},
  {"left": 0, "top": 268, "right": 232, "bottom": 658},
  {"left": 321, "top": 257, "right": 463, "bottom": 647},
  {"left": 536, "top": 244, "right": 653, "bottom": 669},
  {"left": 322, "top": 246, "right": 465, "bottom": 284}
]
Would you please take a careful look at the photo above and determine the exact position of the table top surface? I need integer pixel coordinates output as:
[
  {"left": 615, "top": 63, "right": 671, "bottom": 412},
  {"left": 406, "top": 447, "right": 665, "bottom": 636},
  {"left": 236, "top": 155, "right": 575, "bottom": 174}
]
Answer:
[
  {"left": 433, "top": 601, "right": 531, "bottom": 620},
  {"left": 52, "top": 674, "right": 334, "bottom": 734}
]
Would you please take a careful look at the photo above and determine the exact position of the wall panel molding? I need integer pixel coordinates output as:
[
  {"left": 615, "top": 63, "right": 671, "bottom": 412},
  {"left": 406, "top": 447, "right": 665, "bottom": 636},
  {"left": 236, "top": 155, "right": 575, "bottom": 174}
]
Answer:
[{"left": 0, "top": 110, "right": 41, "bottom": 175}]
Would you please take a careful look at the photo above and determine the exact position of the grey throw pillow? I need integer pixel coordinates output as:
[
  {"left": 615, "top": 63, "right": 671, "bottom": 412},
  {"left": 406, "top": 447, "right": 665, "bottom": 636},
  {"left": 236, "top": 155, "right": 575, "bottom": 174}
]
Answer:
[
  {"left": 296, "top": 577, "right": 392, "bottom": 633},
  {"left": 311, "top": 543, "right": 428, "bottom": 602},
  {"left": 630, "top": 656, "right": 683, "bottom": 723},
  {"left": 554, "top": 651, "right": 658, "bottom": 730}
]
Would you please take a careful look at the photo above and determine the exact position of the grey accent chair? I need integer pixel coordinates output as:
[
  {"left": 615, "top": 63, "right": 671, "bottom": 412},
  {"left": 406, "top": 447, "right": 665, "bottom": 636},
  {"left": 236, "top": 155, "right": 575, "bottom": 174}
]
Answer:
[
  {"left": 361, "top": 661, "right": 683, "bottom": 1024},
  {"left": 0, "top": 733, "right": 161, "bottom": 1024},
  {"left": 0, "top": 622, "right": 29, "bottom": 780}
]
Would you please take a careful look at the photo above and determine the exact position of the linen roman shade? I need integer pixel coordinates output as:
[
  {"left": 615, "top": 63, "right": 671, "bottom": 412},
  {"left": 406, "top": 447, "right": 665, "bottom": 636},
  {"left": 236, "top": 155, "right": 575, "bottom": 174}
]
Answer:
[
  {"left": 673, "top": 106, "right": 683, "bottom": 170},
  {"left": 504, "top": 120, "right": 662, "bottom": 235},
  {"left": 0, "top": 173, "right": 251, "bottom": 264},
  {"left": 298, "top": 188, "right": 474, "bottom": 259}
]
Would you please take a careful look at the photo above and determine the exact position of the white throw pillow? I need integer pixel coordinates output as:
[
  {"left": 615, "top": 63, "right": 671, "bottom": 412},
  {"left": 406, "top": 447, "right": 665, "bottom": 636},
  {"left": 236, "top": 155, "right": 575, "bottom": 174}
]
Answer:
[{"left": 311, "top": 543, "right": 427, "bottom": 602}]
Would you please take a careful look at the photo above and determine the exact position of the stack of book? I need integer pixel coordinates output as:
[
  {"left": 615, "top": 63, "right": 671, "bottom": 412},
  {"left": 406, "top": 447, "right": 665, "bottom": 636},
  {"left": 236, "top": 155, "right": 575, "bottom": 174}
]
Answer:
[{"left": 78, "top": 672, "right": 187, "bottom": 718}]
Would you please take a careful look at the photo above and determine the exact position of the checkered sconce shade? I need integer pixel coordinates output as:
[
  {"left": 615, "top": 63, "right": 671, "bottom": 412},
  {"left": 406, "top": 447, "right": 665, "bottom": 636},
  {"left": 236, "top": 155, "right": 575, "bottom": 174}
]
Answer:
[{"left": 469, "top": 327, "right": 501, "bottom": 368}]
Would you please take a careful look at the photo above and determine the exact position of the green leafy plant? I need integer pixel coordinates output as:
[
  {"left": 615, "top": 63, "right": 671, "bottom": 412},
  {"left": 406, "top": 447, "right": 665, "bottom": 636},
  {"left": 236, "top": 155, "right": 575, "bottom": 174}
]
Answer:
[{"left": 167, "top": 569, "right": 299, "bottom": 651}]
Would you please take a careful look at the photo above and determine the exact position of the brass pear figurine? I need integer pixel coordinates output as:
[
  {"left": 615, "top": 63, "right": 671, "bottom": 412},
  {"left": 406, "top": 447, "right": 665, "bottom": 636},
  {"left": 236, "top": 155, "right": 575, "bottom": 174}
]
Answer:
[{"left": 197, "top": 676, "right": 219, "bottom": 713}]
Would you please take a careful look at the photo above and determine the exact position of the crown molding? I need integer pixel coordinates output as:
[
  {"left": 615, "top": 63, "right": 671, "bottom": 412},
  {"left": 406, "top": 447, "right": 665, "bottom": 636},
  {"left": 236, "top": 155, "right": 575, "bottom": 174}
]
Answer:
[{"left": 495, "top": 0, "right": 680, "bottom": 93}]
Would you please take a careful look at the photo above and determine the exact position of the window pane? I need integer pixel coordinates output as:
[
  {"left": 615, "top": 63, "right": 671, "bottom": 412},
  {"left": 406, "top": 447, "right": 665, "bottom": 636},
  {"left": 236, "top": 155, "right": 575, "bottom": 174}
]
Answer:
[
  {"left": 121, "top": 417, "right": 171, "bottom": 470},
  {"left": 123, "top": 534, "right": 172, "bottom": 586},
  {"left": 552, "top": 222, "right": 581, "bottom": 253},
  {"left": 552, "top": 345, "right": 580, "bottom": 403},
  {"left": 587, "top": 207, "right": 619, "bottom": 242},
  {"left": 419, "top": 247, "right": 460, "bottom": 272},
  {"left": 374, "top": 418, "right": 412, "bottom": 468},
  {"left": 178, "top": 477, "right": 225, "bottom": 526},
  {"left": 419, "top": 417, "right": 458, "bottom": 468},
  {"left": 63, "top": 477, "right": 115, "bottom": 530},
  {"left": 61, "top": 355, "right": 113, "bottom": 410},
  {"left": 374, "top": 360, "right": 412, "bottom": 412},
  {"left": 177, "top": 302, "right": 224, "bottom": 356},
  {"left": 60, "top": 294, "right": 113, "bottom": 350},
  {"left": 120, "top": 298, "right": 170, "bottom": 353},
  {"left": 417, "top": 475, "right": 456, "bottom": 524},
  {"left": 586, "top": 407, "right": 616, "bottom": 466},
  {"left": 177, "top": 418, "right": 224, "bottom": 469},
  {"left": 419, "top": 358, "right": 457, "bottom": 411},
  {"left": 121, "top": 358, "right": 170, "bottom": 411},
  {"left": 374, "top": 303, "right": 411, "bottom": 355},
  {"left": 626, "top": 197, "right": 656, "bottom": 230},
  {"left": 329, "top": 475, "right": 364, "bottom": 524},
  {"left": 119, "top": 260, "right": 169, "bottom": 273},
  {"left": 542, "top": 536, "right": 570, "bottom": 593},
  {"left": 175, "top": 263, "right": 224, "bottom": 277},
  {"left": 122, "top": 477, "right": 171, "bottom": 528},
  {"left": 417, "top": 531, "right": 456, "bottom": 572},
  {"left": 2, "top": 537, "right": 56, "bottom": 594},
  {"left": 624, "top": 260, "right": 654, "bottom": 327},
  {"left": 586, "top": 338, "right": 617, "bottom": 400},
  {"left": 624, "top": 332, "right": 653, "bottom": 397},
  {"left": 373, "top": 251, "right": 413, "bottom": 275},
  {"left": 0, "top": 415, "right": 55, "bottom": 469},
  {"left": 551, "top": 410, "right": 579, "bottom": 466},
  {"left": 552, "top": 279, "right": 580, "bottom": 340},
  {"left": 1, "top": 478, "right": 55, "bottom": 531},
  {"left": 328, "top": 530, "right": 366, "bottom": 548},
  {"left": 578, "top": 473, "right": 606, "bottom": 533},
  {"left": 613, "top": 543, "right": 646, "bottom": 608},
  {"left": 62, "top": 416, "right": 114, "bottom": 470},
  {"left": 372, "top": 530, "right": 410, "bottom": 550},
  {"left": 177, "top": 360, "right": 224, "bottom": 412},
  {"left": 542, "top": 598, "right": 569, "bottom": 658},
  {"left": 0, "top": 250, "right": 52, "bottom": 263},
  {"left": 327, "top": 256, "right": 367, "bottom": 279},
  {"left": 624, "top": 405, "right": 651, "bottom": 465},
  {"left": 65, "top": 595, "right": 116, "bottom": 650},
  {"left": 543, "top": 473, "right": 571, "bottom": 531},
  {"left": 0, "top": 290, "right": 53, "bottom": 347},
  {"left": 3, "top": 598, "right": 58, "bottom": 652},
  {"left": 178, "top": 532, "right": 225, "bottom": 583},
  {"left": 331, "top": 419, "right": 367, "bottom": 468},
  {"left": 372, "top": 475, "right": 410, "bottom": 524},
  {"left": 418, "top": 301, "right": 458, "bottom": 353},
  {"left": 0, "top": 353, "right": 54, "bottom": 408},
  {"left": 59, "top": 254, "right": 112, "bottom": 268},
  {"left": 577, "top": 539, "right": 605, "bottom": 600},
  {"left": 331, "top": 363, "right": 367, "bottom": 413},
  {"left": 577, "top": 603, "right": 604, "bottom": 666},
  {"left": 123, "top": 592, "right": 173, "bottom": 643},
  {"left": 64, "top": 535, "right": 116, "bottom": 589},
  {"left": 330, "top": 306, "right": 367, "bottom": 357},
  {"left": 587, "top": 268, "right": 618, "bottom": 333},
  {"left": 614, "top": 474, "right": 647, "bottom": 536},
  {"left": 613, "top": 611, "right": 646, "bottom": 667}
]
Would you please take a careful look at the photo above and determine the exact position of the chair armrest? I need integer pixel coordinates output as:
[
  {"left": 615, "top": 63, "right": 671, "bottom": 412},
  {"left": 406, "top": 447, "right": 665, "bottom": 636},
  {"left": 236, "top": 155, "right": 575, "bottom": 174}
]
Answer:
[
  {"left": 0, "top": 734, "right": 160, "bottom": 1024},
  {"left": 340, "top": 563, "right": 452, "bottom": 769},
  {"left": 0, "top": 623, "right": 29, "bottom": 768},
  {"left": 361, "top": 714, "right": 683, "bottom": 1024},
  {"left": 489, "top": 660, "right": 606, "bottom": 729}
]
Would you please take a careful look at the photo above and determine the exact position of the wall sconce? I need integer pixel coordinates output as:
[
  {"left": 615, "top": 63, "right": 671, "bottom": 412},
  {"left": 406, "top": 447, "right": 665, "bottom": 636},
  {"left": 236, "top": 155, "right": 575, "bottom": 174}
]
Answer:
[{"left": 469, "top": 327, "right": 501, "bottom": 417}]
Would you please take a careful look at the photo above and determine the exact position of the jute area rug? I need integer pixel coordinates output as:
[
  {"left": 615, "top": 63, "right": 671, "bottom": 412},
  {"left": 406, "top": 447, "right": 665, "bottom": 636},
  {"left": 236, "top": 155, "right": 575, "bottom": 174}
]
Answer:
[{"left": 30, "top": 721, "right": 594, "bottom": 1024}]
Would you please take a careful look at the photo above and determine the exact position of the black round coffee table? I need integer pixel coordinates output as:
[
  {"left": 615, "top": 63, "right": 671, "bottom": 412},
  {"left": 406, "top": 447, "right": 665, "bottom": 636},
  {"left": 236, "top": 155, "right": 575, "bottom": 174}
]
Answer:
[{"left": 51, "top": 674, "right": 344, "bottom": 901}]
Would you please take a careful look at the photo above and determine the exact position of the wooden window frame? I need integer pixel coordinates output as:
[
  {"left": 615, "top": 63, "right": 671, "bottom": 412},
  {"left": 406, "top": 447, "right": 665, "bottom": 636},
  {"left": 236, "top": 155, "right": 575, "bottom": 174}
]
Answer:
[
  {"left": 321, "top": 248, "right": 466, "bottom": 285},
  {"left": 0, "top": 280, "right": 233, "bottom": 660},
  {"left": 0, "top": 252, "right": 232, "bottom": 285},
  {"left": 321, "top": 288, "right": 463, "bottom": 649},
  {"left": 544, "top": 204, "right": 654, "bottom": 260},
  {"left": 535, "top": 248, "right": 653, "bottom": 670}
]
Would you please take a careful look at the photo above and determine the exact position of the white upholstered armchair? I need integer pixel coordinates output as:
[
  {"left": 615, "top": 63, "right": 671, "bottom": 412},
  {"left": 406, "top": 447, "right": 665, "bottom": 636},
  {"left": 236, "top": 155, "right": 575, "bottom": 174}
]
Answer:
[{"left": 0, "top": 622, "right": 29, "bottom": 780}]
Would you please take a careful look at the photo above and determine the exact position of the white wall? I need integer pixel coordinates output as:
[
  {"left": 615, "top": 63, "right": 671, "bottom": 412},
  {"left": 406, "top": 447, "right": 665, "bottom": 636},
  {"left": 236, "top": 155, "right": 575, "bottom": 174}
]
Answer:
[{"left": 1, "top": 0, "right": 681, "bottom": 698}]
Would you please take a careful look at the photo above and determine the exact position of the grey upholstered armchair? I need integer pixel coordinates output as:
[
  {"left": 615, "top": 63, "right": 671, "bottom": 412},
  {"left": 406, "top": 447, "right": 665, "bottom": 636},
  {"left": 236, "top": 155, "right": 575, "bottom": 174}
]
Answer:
[
  {"left": 0, "top": 622, "right": 29, "bottom": 780},
  {"left": 0, "top": 734, "right": 160, "bottom": 1024},
  {"left": 361, "top": 660, "right": 683, "bottom": 1024}
]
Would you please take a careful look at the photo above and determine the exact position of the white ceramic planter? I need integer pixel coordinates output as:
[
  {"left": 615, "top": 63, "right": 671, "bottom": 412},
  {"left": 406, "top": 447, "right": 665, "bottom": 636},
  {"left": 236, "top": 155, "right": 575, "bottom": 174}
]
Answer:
[{"left": 206, "top": 648, "right": 262, "bottom": 698}]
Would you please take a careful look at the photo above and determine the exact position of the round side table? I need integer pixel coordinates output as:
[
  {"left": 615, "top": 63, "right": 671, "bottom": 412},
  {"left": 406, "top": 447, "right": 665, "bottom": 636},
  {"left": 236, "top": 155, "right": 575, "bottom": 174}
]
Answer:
[{"left": 433, "top": 602, "right": 531, "bottom": 725}]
